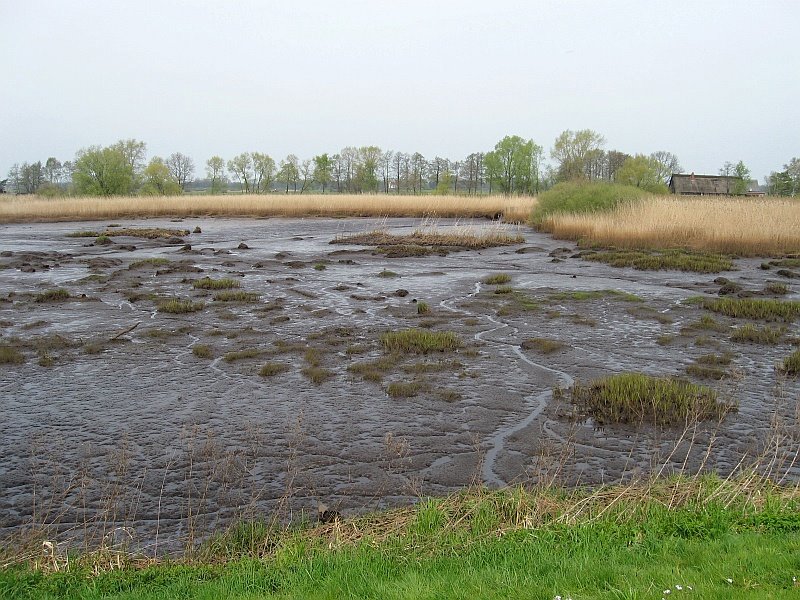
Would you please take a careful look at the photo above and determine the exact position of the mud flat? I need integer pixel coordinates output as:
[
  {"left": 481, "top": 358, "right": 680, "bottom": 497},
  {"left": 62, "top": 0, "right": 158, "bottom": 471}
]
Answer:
[{"left": 1, "top": 217, "right": 798, "bottom": 551}]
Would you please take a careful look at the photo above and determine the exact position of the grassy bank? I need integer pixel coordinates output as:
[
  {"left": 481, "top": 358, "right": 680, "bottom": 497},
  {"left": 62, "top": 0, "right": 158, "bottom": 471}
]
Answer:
[
  {"left": 0, "top": 194, "right": 535, "bottom": 223},
  {"left": 540, "top": 195, "right": 800, "bottom": 256},
  {"left": 2, "top": 477, "right": 799, "bottom": 599}
]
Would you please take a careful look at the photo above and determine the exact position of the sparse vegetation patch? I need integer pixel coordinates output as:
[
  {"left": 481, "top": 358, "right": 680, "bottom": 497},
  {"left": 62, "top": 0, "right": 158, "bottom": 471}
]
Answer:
[
  {"left": 223, "top": 348, "right": 261, "bottom": 362},
  {"left": 259, "top": 362, "right": 290, "bottom": 377},
  {"left": 158, "top": 299, "right": 204, "bottom": 313},
  {"left": 34, "top": 288, "right": 70, "bottom": 303},
  {"left": 580, "top": 249, "right": 734, "bottom": 273},
  {"left": 0, "top": 346, "right": 25, "bottom": 364},
  {"left": 484, "top": 273, "right": 512, "bottom": 285},
  {"left": 193, "top": 277, "right": 241, "bottom": 290},
  {"left": 731, "top": 323, "right": 786, "bottom": 344},
  {"left": 778, "top": 350, "right": 800, "bottom": 376},
  {"left": 192, "top": 344, "right": 212, "bottom": 358},
  {"left": 129, "top": 257, "right": 170, "bottom": 269},
  {"left": 386, "top": 380, "right": 426, "bottom": 398},
  {"left": 698, "top": 297, "right": 800, "bottom": 321},
  {"left": 521, "top": 337, "right": 566, "bottom": 354},
  {"left": 213, "top": 291, "right": 259, "bottom": 302}
]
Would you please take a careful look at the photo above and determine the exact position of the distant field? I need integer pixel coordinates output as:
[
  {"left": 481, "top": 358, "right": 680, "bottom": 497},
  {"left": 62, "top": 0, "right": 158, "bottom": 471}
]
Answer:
[
  {"left": 540, "top": 195, "right": 800, "bottom": 256},
  {"left": 0, "top": 194, "right": 535, "bottom": 223}
]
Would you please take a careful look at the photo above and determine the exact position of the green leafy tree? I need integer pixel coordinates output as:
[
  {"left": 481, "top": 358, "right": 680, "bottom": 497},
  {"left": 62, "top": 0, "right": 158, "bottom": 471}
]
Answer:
[
  {"left": 165, "top": 152, "right": 194, "bottom": 191},
  {"left": 313, "top": 153, "right": 332, "bottom": 193},
  {"left": 72, "top": 145, "right": 135, "bottom": 196},
  {"left": 616, "top": 155, "right": 668, "bottom": 193},
  {"left": 252, "top": 152, "right": 276, "bottom": 193},
  {"left": 550, "top": 129, "right": 606, "bottom": 181},
  {"left": 142, "top": 157, "right": 182, "bottom": 195},
  {"left": 279, "top": 155, "right": 299, "bottom": 193},
  {"left": 488, "top": 135, "right": 542, "bottom": 194},
  {"left": 227, "top": 153, "right": 254, "bottom": 193},
  {"left": 205, "top": 156, "right": 227, "bottom": 194},
  {"left": 649, "top": 151, "right": 682, "bottom": 183},
  {"left": 355, "top": 146, "right": 381, "bottom": 193}
]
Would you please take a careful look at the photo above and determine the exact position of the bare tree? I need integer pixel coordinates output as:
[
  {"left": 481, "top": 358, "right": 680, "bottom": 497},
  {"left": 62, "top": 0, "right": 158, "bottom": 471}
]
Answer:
[
  {"left": 650, "top": 151, "right": 682, "bottom": 183},
  {"left": 299, "top": 159, "right": 313, "bottom": 193},
  {"left": 166, "top": 152, "right": 195, "bottom": 191}
]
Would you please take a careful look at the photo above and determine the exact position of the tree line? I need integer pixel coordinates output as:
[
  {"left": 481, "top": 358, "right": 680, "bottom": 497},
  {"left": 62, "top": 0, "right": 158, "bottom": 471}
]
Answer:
[{"left": 2, "top": 130, "right": 781, "bottom": 197}]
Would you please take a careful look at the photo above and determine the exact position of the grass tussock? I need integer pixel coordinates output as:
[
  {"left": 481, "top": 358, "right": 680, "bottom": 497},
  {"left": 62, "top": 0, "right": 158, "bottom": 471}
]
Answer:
[
  {"left": 541, "top": 196, "right": 800, "bottom": 256},
  {"left": 301, "top": 366, "right": 333, "bottom": 384},
  {"left": 213, "top": 291, "right": 260, "bottom": 302},
  {"left": 416, "top": 301, "right": 430, "bottom": 314},
  {"left": 521, "top": 337, "right": 566, "bottom": 354},
  {"left": 1, "top": 194, "right": 536, "bottom": 223},
  {"left": 192, "top": 277, "right": 241, "bottom": 290},
  {"left": 386, "top": 380, "right": 426, "bottom": 398},
  {"left": 259, "top": 362, "right": 290, "bottom": 377},
  {"left": 483, "top": 273, "right": 512, "bottom": 285},
  {"left": 157, "top": 299, "right": 204, "bottom": 314},
  {"left": 223, "top": 348, "right": 261, "bottom": 362},
  {"left": 567, "top": 373, "right": 734, "bottom": 425},
  {"left": 129, "top": 257, "right": 170, "bottom": 269},
  {"left": 549, "top": 289, "right": 642, "bottom": 303},
  {"left": 34, "top": 288, "right": 70, "bottom": 303},
  {"left": 581, "top": 248, "right": 734, "bottom": 273},
  {"left": 0, "top": 346, "right": 25, "bottom": 364},
  {"left": 731, "top": 323, "right": 787, "bottom": 344},
  {"left": 381, "top": 329, "right": 463, "bottom": 354},
  {"left": 698, "top": 297, "right": 800, "bottom": 321},
  {"left": 778, "top": 349, "right": 800, "bottom": 376},
  {"left": 191, "top": 344, "right": 212, "bottom": 358}
]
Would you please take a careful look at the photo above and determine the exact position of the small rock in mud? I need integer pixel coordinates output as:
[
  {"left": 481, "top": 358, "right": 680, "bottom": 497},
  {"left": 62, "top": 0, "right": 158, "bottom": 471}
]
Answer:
[
  {"left": 237, "top": 243, "right": 249, "bottom": 250},
  {"left": 181, "top": 244, "right": 192, "bottom": 251},
  {"left": 193, "top": 227, "right": 201, "bottom": 234},
  {"left": 20, "top": 265, "right": 35, "bottom": 273},
  {"left": 165, "top": 237, "right": 185, "bottom": 245},
  {"left": 338, "top": 259, "right": 356, "bottom": 265},
  {"left": 393, "top": 289, "right": 409, "bottom": 297},
  {"left": 548, "top": 247, "right": 573, "bottom": 257},
  {"left": 0, "top": 251, "right": 12, "bottom": 257},
  {"left": 551, "top": 258, "right": 563, "bottom": 263},
  {"left": 776, "top": 269, "right": 800, "bottom": 279},
  {"left": 275, "top": 252, "right": 290, "bottom": 259},
  {"left": 117, "top": 245, "right": 137, "bottom": 251},
  {"left": 514, "top": 246, "right": 544, "bottom": 254}
]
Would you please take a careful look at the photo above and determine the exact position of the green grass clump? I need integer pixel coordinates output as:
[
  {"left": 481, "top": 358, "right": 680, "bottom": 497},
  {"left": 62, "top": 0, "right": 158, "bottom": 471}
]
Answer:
[
  {"left": 569, "top": 373, "right": 733, "bottom": 425},
  {"left": 0, "top": 346, "right": 25, "bottom": 364},
  {"left": 381, "top": 329, "right": 463, "bottom": 354},
  {"left": 66, "top": 230, "right": 101, "bottom": 237},
  {"left": 550, "top": 289, "right": 642, "bottom": 302},
  {"left": 129, "top": 257, "right": 170, "bottom": 269},
  {"left": 764, "top": 282, "right": 789, "bottom": 295},
  {"left": 223, "top": 348, "right": 261, "bottom": 362},
  {"left": 301, "top": 366, "right": 333, "bottom": 384},
  {"left": 521, "top": 337, "right": 566, "bottom": 354},
  {"left": 259, "top": 362, "right": 290, "bottom": 377},
  {"left": 34, "top": 288, "right": 70, "bottom": 302},
  {"left": 213, "top": 291, "right": 260, "bottom": 302},
  {"left": 193, "top": 277, "right": 241, "bottom": 290},
  {"left": 94, "top": 234, "right": 113, "bottom": 245},
  {"left": 581, "top": 249, "right": 734, "bottom": 273},
  {"left": 531, "top": 181, "right": 653, "bottom": 227},
  {"left": 192, "top": 344, "right": 212, "bottom": 358},
  {"left": 313, "top": 263, "right": 327, "bottom": 271},
  {"left": 158, "top": 299, "right": 204, "bottom": 313},
  {"left": 731, "top": 323, "right": 786, "bottom": 344},
  {"left": 484, "top": 273, "right": 512, "bottom": 285},
  {"left": 416, "top": 301, "right": 430, "bottom": 314},
  {"left": 493, "top": 285, "right": 514, "bottom": 295},
  {"left": 378, "top": 269, "right": 399, "bottom": 278},
  {"left": 698, "top": 297, "right": 800, "bottom": 321},
  {"left": 386, "top": 380, "right": 425, "bottom": 398},
  {"left": 778, "top": 349, "right": 800, "bottom": 376}
]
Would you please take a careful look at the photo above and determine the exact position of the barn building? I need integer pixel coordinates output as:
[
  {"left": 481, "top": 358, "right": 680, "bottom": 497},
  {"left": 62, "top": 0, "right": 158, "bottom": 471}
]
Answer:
[{"left": 668, "top": 173, "right": 764, "bottom": 196}]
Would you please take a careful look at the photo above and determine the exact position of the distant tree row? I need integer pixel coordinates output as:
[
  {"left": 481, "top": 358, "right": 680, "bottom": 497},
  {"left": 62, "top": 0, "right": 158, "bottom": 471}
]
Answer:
[
  {"left": 3, "top": 130, "right": 688, "bottom": 196},
  {"left": 766, "top": 158, "right": 800, "bottom": 196}
]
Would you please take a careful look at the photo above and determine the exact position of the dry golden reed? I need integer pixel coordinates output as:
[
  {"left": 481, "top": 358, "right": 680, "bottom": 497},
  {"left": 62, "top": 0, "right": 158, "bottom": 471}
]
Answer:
[
  {"left": 542, "top": 196, "right": 800, "bottom": 256},
  {"left": 0, "top": 194, "right": 536, "bottom": 224}
]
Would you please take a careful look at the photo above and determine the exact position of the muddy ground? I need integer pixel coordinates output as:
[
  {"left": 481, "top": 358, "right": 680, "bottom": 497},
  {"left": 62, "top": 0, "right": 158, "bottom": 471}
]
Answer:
[{"left": 1, "top": 218, "right": 798, "bottom": 552}]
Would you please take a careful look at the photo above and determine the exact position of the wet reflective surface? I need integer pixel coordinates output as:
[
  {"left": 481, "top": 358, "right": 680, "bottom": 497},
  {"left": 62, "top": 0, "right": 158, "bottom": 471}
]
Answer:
[{"left": 1, "top": 218, "right": 798, "bottom": 552}]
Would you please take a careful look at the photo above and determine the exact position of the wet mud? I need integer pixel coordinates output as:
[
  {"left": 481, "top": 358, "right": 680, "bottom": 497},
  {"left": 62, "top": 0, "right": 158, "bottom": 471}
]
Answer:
[{"left": 1, "top": 218, "right": 798, "bottom": 551}]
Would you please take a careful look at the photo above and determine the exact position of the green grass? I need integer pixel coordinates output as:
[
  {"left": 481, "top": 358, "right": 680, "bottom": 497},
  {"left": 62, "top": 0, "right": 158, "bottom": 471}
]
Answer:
[
  {"left": 223, "top": 348, "right": 261, "bottom": 362},
  {"left": 192, "top": 344, "right": 212, "bottom": 358},
  {"left": 0, "top": 346, "right": 25, "bottom": 364},
  {"left": 765, "top": 282, "right": 790, "bottom": 295},
  {"left": 698, "top": 297, "right": 800, "bottom": 321},
  {"left": 313, "top": 263, "right": 326, "bottom": 271},
  {"left": 192, "top": 277, "right": 241, "bottom": 290},
  {"left": 493, "top": 285, "right": 513, "bottom": 295},
  {"left": 531, "top": 181, "right": 653, "bottom": 227},
  {"left": 259, "top": 362, "right": 290, "bottom": 377},
  {"left": 129, "top": 258, "right": 170, "bottom": 269},
  {"left": 483, "top": 273, "right": 512, "bottom": 285},
  {"left": 386, "top": 380, "right": 426, "bottom": 397},
  {"left": 34, "top": 289, "right": 70, "bottom": 303},
  {"left": 581, "top": 249, "right": 734, "bottom": 273},
  {"left": 94, "top": 234, "right": 113, "bottom": 245},
  {"left": 381, "top": 329, "right": 463, "bottom": 354},
  {"left": 520, "top": 337, "right": 566, "bottom": 354},
  {"left": 301, "top": 366, "right": 333, "bottom": 384},
  {"left": 685, "top": 351, "right": 735, "bottom": 380},
  {"left": 416, "top": 301, "right": 430, "bottom": 314},
  {"left": 549, "top": 289, "right": 643, "bottom": 302},
  {"left": 213, "top": 291, "right": 260, "bottom": 302},
  {"left": 377, "top": 269, "right": 399, "bottom": 278},
  {"left": 65, "top": 230, "right": 100, "bottom": 237},
  {"left": 779, "top": 349, "right": 800, "bottom": 376},
  {"left": 3, "top": 478, "right": 799, "bottom": 600},
  {"left": 568, "top": 373, "right": 734, "bottom": 425},
  {"left": 731, "top": 323, "right": 787, "bottom": 344},
  {"left": 157, "top": 299, "right": 204, "bottom": 314}
]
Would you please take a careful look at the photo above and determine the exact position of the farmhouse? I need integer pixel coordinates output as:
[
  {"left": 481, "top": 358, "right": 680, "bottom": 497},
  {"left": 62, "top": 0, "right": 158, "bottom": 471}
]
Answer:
[{"left": 668, "top": 173, "right": 764, "bottom": 196}]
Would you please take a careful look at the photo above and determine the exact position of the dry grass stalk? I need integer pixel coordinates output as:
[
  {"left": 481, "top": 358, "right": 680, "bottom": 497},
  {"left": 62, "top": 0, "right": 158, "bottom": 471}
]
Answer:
[
  {"left": 0, "top": 194, "right": 536, "bottom": 223},
  {"left": 542, "top": 196, "right": 800, "bottom": 256}
]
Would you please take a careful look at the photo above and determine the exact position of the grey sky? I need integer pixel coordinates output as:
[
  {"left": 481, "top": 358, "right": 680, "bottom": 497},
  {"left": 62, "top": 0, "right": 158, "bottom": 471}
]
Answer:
[{"left": 2, "top": 0, "right": 797, "bottom": 183}]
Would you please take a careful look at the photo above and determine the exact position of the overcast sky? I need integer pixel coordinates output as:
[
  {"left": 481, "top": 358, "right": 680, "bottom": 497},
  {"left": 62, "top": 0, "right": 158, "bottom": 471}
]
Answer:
[{"left": 2, "top": 0, "right": 797, "bottom": 182}]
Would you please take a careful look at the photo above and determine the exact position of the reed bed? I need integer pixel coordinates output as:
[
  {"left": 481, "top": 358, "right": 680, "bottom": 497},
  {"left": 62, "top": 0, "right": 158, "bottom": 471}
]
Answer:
[
  {"left": 541, "top": 196, "right": 800, "bottom": 256},
  {"left": 0, "top": 194, "right": 536, "bottom": 223}
]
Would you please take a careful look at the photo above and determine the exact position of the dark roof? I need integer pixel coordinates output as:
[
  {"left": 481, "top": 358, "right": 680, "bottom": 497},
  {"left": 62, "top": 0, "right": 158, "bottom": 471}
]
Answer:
[{"left": 669, "top": 173, "right": 743, "bottom": 195}]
